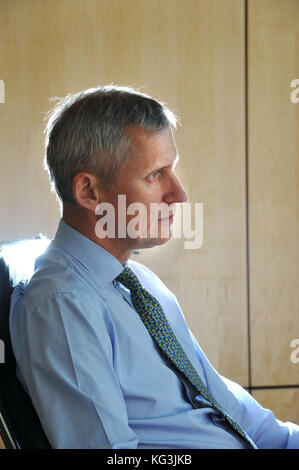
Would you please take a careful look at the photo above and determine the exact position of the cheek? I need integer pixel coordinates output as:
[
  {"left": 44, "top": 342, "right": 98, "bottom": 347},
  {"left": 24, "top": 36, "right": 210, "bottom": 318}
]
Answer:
[
  {"left": 113, "top": 182, "right": 165, "bottom": 232},
  {"left": 124, "top": 188, "right": 160, "bottom": 217}
]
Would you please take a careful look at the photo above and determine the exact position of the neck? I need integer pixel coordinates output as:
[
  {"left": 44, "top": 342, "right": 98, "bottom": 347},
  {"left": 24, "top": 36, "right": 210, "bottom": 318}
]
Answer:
[{"left": 62, "top": 205, "right": 133, "bottom": 264}]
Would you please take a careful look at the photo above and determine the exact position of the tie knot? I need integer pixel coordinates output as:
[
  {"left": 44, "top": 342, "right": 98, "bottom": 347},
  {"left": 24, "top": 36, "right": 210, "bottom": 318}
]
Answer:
[{"left": 116, "top": 267, "right": 142, "bottom": 291}]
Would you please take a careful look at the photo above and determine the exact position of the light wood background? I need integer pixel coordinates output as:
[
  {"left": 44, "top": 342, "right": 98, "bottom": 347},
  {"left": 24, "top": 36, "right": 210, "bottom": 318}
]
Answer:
[
  {"left": 0, "top": 0, "right": 298, "bottom": 430},
  {"left": 248, "top": 0, "right": 299, "bottom": 388}
]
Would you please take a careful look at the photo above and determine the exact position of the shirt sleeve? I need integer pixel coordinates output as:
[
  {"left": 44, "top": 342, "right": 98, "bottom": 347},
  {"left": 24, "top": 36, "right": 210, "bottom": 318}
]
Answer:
[
  {"left": 10, "top": 287, "right": 139, "bottom": 449},
  {"left": 189, "top": 330, "right": 299, "bottom": 449}
]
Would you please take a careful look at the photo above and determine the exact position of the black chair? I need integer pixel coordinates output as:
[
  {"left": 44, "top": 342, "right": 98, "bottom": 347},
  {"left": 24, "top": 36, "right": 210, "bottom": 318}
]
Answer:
[{"left": 0, "top": 238, "right": 51, "bottom": 449}]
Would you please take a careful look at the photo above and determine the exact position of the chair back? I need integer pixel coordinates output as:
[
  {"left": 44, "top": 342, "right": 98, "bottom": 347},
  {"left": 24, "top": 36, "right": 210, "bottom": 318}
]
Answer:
[{"left": 0, "top": 238, "right": 51, "bottom": 449}]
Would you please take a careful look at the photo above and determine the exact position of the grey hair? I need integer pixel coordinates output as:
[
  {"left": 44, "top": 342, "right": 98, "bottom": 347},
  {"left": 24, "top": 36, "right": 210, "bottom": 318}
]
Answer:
[{"left": 44, "top": 85, "right": 178, "bottom": 205}]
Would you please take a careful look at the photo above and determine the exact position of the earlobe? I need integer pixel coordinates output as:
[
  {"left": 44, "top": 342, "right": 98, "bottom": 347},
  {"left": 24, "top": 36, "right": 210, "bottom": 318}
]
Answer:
[{"left": 72, "top": 172, "right": 101, "bottom": 212}]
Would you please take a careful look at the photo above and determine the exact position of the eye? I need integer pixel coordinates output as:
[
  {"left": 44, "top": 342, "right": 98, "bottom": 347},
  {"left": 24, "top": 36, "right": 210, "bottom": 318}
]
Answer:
[{"left": 147, "top": 171, "right": 161, "bottom": 182}]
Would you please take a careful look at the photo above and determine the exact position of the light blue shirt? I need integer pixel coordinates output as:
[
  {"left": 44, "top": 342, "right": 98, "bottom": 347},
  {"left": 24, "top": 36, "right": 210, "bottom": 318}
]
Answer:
[{"left": 9, "top": 220, "right": 299, "bottom": 449}]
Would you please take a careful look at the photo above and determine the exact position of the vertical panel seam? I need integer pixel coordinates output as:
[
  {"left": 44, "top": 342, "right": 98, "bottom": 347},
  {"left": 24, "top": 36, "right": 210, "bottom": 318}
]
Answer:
[{"left": 245, "top": 0, "right": 252, "bottom": 395}]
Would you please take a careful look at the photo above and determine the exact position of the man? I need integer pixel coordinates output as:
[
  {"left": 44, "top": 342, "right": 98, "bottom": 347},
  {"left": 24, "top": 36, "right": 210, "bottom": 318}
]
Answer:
[{"left": 9, "top": 86, "right": 299, "bottom": 449}]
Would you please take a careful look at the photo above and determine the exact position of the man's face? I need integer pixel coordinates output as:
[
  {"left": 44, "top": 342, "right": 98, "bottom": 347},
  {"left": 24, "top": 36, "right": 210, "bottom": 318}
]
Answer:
[{"left": 97, "top": 126, "right": 188, "bottom": 252}]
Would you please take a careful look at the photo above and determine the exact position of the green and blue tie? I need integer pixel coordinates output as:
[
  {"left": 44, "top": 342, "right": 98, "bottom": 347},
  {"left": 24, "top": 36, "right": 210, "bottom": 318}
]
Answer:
[{"left": 116, "top": 267, "right": 257, "bottom": 449}]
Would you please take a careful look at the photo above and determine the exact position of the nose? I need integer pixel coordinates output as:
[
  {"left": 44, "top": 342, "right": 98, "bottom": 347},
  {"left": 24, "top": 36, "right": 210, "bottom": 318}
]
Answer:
[{"left": 164, "top": 175, "right": 188, "bottom": 205}]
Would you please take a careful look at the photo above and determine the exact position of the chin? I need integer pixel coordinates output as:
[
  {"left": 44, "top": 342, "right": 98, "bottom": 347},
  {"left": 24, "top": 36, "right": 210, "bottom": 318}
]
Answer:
[
  {"left": 131, "top": 221, "right": 174, "bottom": 249},
  {"left": 136, "top": 236, "right": 172, "bottom": 250}
]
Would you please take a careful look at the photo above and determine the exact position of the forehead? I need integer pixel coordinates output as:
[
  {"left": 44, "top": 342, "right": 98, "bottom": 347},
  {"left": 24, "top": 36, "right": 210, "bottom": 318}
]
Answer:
[{"left": 123, "top": 126, "right": 178, "bottom": 173}]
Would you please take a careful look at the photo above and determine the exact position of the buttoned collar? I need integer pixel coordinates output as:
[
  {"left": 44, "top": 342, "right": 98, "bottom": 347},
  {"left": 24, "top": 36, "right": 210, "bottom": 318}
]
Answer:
[{"left": 53, "top": 219, "right": 124, "bottom": 286}]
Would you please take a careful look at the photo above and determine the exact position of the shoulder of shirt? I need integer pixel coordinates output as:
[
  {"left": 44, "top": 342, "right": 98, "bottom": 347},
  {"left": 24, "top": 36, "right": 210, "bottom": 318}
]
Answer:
[
  {"left": 21, "top": 244, "right": 105, "bottom": 313},
  {"left": 127, "top": 259, "right": 177, "bottom": 300},
  {"left": 127, "top": 259, "right": 162, "bottom": 284}
]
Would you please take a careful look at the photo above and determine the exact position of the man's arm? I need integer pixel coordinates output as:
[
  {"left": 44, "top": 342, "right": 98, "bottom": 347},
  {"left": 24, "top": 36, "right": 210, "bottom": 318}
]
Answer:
[
  {"left": 10, "top": 287, "right": 139, "bottom": 449},
  {"left": 189, "top": 331, "right": 299, "bottom": 449}
]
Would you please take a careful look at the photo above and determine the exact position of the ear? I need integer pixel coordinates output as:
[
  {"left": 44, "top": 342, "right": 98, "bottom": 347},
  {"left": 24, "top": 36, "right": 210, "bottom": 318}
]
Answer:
[{"left": 72, "top": 172, "right": 102, "bottom": 212}]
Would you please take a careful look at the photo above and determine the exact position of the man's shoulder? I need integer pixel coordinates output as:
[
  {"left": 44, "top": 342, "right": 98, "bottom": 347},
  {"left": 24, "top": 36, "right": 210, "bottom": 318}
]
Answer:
[
  {"left": 128, "top": 259, "right": 163, "bottom": 285},
  {"left": 20, "top": 244, "right": 95, "bottom": 312},
  {"left": 127, "top": 259, "right": 177, "bottom": 301}
]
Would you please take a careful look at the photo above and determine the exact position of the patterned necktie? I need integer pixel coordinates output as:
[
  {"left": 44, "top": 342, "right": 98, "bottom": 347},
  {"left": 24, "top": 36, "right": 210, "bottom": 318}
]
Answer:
[{"left": 116, "top": 267, "right": 257, "bottom": 449}]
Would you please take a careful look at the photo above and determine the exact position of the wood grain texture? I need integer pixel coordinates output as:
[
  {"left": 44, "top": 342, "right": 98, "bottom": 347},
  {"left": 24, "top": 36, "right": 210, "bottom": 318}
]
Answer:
[
  {"left": 252, "top": 388, "right": 299, "bottom": 424},
  {"left": 248, "top": 0, "right": 299, "bottom": 387}
]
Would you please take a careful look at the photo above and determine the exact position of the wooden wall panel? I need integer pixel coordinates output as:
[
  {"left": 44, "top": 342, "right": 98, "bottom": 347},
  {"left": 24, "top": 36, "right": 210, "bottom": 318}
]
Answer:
[
  {"left": 0, "top": 0, "right": 248, "bottom": 385},
  {"left": 248, "top": 0, "right": 299, "bottom": 390},
  {"left": 252, "top": 389, "right": 299, "bottom": 424}
]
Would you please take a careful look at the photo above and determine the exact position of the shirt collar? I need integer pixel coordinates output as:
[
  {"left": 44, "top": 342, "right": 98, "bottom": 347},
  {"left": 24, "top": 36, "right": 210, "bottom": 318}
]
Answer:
[{"left": 53, "top": 219, "right": 124, "bottom": 286}]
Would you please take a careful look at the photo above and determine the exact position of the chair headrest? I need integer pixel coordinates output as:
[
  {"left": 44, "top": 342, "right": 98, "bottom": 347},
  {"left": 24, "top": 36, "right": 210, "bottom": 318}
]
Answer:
[
  {"left": 0, "top": 237, "right": 51, "bottom": 369},
  {"left": 0, "top": 237, "right": 51, "bottom": 287}
]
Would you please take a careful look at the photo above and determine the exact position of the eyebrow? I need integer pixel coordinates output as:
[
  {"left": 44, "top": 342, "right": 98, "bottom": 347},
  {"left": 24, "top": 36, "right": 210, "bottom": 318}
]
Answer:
[{"left": 146, "top": 154, "right": 180, "bottom": 175}]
